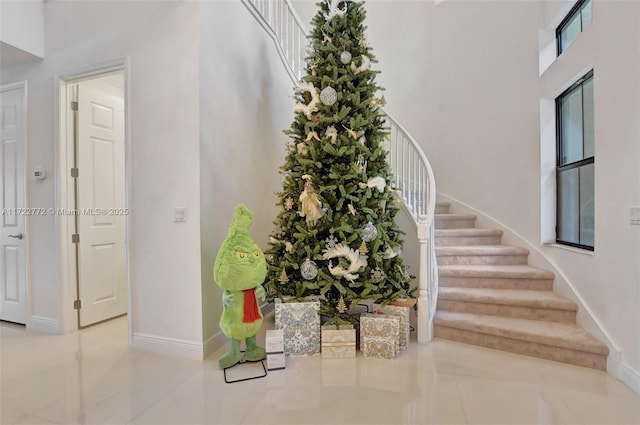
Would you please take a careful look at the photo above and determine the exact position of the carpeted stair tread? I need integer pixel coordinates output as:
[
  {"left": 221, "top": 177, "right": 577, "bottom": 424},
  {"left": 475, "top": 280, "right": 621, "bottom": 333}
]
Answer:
[
  {"left": 438, "top": 264, "right": 555, "bottom": 279},
  {"left": 436, "top": 245, "right": 529, "bottom": 256},
  {"left": 434, "top": 311, "right": 609, "bottom": 355},
  {"left": 435, "top": 213, "right": 476, "bottom": 221},
  {"left": 435, "top": 228, "right": 503, "bottom": 237},
  {"left": 438, "top": 287, "right": 577, "bottom": 311}
]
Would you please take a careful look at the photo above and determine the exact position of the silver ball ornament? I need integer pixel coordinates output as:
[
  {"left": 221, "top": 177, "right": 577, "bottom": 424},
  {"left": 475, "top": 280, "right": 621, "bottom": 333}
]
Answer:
[
  {"left": 320, "top": 86, "right": 337, "bottom": 106},
  {"left": 300, "top": 258, "right": 319, "bottom": 280},
  {"left": 340, "top": 51, "right": 352, "bottom": 64},
  {"left": 360, "top": 222, "right": 378, "bottom": 242}
]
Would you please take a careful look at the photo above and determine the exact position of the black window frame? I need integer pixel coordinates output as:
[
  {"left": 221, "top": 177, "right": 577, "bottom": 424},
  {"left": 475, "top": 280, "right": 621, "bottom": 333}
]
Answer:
[
  {"left": 556, "top": 0, "right": 592, "bottom": 56},
  {"left": 555, "top": 70, "right": 595, "bottom": 251}
]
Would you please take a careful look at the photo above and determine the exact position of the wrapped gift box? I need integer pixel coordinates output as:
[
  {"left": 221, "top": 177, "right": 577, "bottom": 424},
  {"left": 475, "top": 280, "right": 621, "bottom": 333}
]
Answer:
[
  {"left": 266, "top": 329, "right": 284, "bottom": 353},
  {"left": 372, "top": 304, "right": 410, "bottom": 350},
  {"left": 267, "top": 352, "right": 286, "bottom": 371},
  {"left": 266, "top": 329, "right": 285, "bottom": 371},
  {"left": 321, "top": 324, "right": 356, "bottom": 359},
  {"left": 275, "top": 300, "right": 320, "bottom": 355},
  {"left": 360, "top": 313, "right": 400, "bottom": 359}
]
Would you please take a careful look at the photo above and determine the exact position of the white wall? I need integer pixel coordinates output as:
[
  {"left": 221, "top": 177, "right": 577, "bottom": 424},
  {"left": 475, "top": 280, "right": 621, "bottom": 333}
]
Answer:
[
  {"left": 539, "top": 0, "right": 640, "bottom": 386},
  {"left": 1, "top": 1, "right": 204, "bottom": 357},
  {"left": 199, "top": 1, "right": 293, "bottom": 356}
]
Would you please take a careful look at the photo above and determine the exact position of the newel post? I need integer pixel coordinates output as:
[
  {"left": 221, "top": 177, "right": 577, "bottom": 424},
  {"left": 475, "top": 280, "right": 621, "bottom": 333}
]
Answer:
[{"left": 417, "top": 215, "right": 432, "bottom": 344}]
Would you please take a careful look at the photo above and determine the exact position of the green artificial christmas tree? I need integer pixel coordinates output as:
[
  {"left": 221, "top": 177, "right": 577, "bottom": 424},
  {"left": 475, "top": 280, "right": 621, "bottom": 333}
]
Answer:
[{"left": 265, "top": 0, "right": 413, "bottom": 323}]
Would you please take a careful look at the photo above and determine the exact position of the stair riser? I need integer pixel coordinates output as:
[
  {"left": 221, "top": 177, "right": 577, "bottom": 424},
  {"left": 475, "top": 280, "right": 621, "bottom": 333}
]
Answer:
[
  {"left": 435, "top": 235, "right": 503, "bottom": 246},
  {"left": 435, "top": 219, "right": 476, "bottom": 229},
  {"left": 436, "top": 255, "right": 528, "bottom": 266},
  {"left": 437, "top": 300, "right": 576, "bottom": 323},
  {"left": 434, "top": 326, "right": 606, "bottom": 370},
  {"left": 439, "top": 276, "right": 554, "bottom": 291},
  {"left": 435, "top": 205, "right": 450, "bottom": 214}
]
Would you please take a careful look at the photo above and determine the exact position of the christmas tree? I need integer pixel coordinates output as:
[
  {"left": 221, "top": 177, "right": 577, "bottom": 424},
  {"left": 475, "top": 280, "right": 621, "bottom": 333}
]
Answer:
[{"left": 265, "top": 0, "right": 413, "bottom": 323}]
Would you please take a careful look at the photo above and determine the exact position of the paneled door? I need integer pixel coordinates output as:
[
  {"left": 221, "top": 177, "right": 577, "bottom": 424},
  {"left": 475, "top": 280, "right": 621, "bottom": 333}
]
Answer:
[
  {"left": 0, "top": 84, "right": 27, "bottom": 324},
  {"left": 76, "top": 82, "right": 126, "bottom": 327}
]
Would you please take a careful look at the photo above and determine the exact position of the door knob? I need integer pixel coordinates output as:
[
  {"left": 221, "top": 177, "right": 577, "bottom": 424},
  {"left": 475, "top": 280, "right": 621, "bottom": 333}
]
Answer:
[{"left": 8, "top": 233, "right": 23, "bottom": 240}]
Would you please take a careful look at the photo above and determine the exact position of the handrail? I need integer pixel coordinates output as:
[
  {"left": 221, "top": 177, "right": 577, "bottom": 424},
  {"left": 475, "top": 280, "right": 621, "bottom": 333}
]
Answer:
[{"left": 241, "top": 0, "right": 438, "bottom": 343}]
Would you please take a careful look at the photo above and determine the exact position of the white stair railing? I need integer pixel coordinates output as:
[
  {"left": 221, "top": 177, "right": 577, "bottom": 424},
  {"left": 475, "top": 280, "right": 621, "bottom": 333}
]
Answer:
[{"left": 242, "top": 0, "right": 438, "bottom": 343}]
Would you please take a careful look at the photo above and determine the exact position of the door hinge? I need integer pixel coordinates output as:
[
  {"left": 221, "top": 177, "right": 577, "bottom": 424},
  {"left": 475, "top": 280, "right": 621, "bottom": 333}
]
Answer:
[
  {"left": 71, "top": 101, "right": 78, "bottom": 111},
  {"left": 73, "top": 299, "right": 82, "bottom": 310},
  {"left": 70, "top": 167, "right": 79, "bottom": 178},
  {"left": 72, "top": 234, "right": 80, "bottom": 244}
]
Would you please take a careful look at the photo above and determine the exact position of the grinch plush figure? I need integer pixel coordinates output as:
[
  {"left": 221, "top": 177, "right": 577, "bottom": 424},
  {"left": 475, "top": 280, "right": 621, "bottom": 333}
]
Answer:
[{"left": 214, "top": 204, "right": 267, "bottom": 369}]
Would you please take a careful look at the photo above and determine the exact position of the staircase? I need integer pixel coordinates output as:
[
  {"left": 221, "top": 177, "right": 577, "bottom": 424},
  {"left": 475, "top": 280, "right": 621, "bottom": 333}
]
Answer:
[{"left": 433, "top": 202, "right": 609, "bottom": 370}]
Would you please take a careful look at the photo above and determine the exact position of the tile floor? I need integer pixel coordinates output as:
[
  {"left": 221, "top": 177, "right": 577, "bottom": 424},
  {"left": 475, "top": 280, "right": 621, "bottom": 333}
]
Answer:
[{"left": 1, "top": 316, "right": 639, "bottom": 425}]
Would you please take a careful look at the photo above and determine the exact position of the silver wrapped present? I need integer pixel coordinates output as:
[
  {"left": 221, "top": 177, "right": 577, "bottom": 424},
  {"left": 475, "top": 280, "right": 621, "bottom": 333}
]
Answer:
[{"left": 275, "top": 301, "right": 320, "bottom": 355}]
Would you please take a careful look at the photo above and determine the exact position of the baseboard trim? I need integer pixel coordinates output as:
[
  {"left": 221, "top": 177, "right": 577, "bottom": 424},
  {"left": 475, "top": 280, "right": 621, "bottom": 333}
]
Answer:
[
  {"left": 203, "top": 330, "right": 227, "bottom": 360},
  {"left": 203, "top": 303, "right": 276, "bottom": 360},
  {"left": 29, "top": 316, "right": 62, "bottom": 334},
  {"left": 132, "top": 332, "right": 204, "bottom": 360},
  {"left": 619, "top": 362, "right": 640, "bottom": 395}
]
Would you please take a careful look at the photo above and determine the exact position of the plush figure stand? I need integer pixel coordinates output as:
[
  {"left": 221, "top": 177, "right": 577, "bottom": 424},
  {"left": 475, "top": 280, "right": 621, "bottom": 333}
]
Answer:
[{"left": 214, "top": 204, "right": 267, "bottom": 369}]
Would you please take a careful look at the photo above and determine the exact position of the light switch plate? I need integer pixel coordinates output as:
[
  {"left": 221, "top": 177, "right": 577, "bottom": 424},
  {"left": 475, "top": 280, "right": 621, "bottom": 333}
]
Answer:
[
  {"left": 174, "top": 207, "right": 186, "bottom": 223},
  {"left": 631, "top": 207, "right": 640, "bottom": 225}
]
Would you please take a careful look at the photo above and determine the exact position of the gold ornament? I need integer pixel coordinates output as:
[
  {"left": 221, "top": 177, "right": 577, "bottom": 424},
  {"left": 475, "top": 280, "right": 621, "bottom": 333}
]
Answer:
[
  {"left": 359, "top": 240, "right": 368, "bottom": 254},
  {"left": 337, "top": 295, "right": 347, "bottom": 314},
  {"left": 370, "top": 95, "right": 387, "bottom": 108},
  {"left": 284, "top": 197, "right": 294, "bottom": 211},
  {"left": 297, "top": 142, "right": 309, "bottom": 156},
  {"left": 344, "top": 126, "right": 364, "bottom": 140},
  {"left": 356, "top": 154, "right": 367, "bottom": 173},
  {"left": 325, "top": 126, "right": 338, "bottom": 144},
  {"left": 357, "top": 34, "right": 368, "bottom": 49},
  {"left": 305, "top": 131, "right": 321, "bottom": 142},
  {"left": 322, "top": 31, "right": 332, "bottom": 43},
  {"left": 348, "top": 203, "right": 356, "bottom": 216},
  {"left": 279, "top": 269, "right": 289, "bottom": 284},
  {"left": 309, "top": 60, "right": 319, "bottom": 76},
  {"left": 299, "top": 175, "right": 324, "bottom": 227}
]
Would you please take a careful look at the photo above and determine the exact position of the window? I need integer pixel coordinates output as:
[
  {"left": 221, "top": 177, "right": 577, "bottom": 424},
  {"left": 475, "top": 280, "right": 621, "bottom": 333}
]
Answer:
[
  {"left": 556, "top": 0, "right": 592, "bottom": 55},
  {"left": 556, "top": 70, "right": 594, "bottom": 250}
]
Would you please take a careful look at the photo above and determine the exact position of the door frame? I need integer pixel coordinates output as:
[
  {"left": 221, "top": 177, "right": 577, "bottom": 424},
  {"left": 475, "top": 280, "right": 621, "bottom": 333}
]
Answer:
[
  {"left": 55, "top": 59, "right": 132, "bottom": 343},
  {"left": 0, "top": 80, "right": 31, "bottom": 326}
]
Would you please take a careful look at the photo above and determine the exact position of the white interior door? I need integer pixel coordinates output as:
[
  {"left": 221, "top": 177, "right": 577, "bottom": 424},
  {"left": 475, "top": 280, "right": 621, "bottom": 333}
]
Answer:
[
  {"left": 76, "top": 82, "right": 126, "bottom": 327},
  {"left": 0, "top": 85, "right": 27, "bottom": 324}
]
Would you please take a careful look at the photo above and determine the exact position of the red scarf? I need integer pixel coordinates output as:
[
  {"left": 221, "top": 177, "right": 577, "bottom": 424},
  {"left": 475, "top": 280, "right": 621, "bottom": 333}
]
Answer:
[{"left": 242, "top": 289, "right": 262, "bottom": 323}]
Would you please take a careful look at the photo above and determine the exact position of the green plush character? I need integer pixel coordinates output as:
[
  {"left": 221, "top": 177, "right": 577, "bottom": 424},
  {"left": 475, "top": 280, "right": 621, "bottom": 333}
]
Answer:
[{"left": 214, "top": 204, "right": 267, "bottom": 369}]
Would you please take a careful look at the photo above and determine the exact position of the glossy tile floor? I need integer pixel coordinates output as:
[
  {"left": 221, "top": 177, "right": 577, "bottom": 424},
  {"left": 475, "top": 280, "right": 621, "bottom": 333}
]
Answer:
[{"left": 1, "top": 316, "right": 639, "bottom": 425}]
